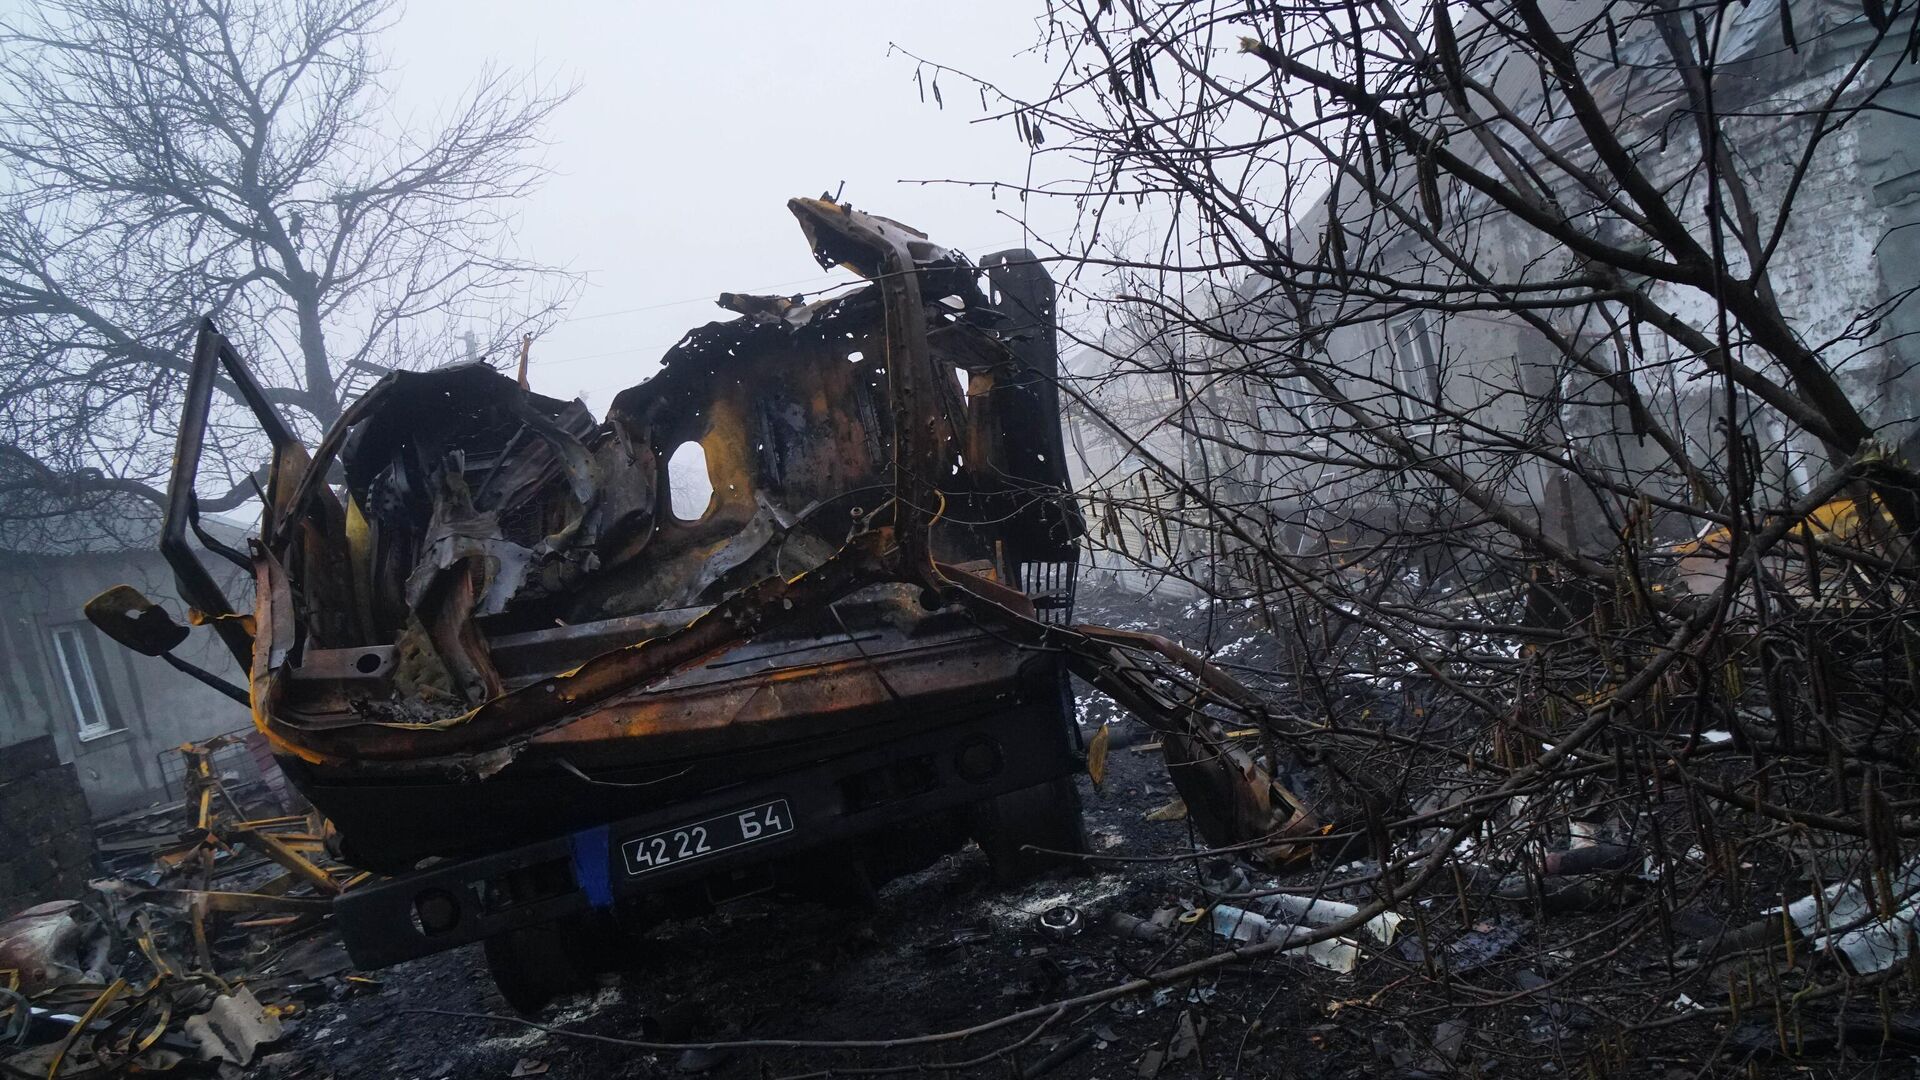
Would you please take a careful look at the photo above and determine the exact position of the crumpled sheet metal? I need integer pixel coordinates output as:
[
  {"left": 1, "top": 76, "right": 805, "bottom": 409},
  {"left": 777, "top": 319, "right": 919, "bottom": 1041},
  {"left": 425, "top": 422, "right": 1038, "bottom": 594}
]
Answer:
[
  {"left": 246, "top": 198, "right": 1054, "bottom": 766},
  {"left": 0, "top": 902, "right": 113, "bottom": 996},
  {"left": 995, "top": 618, "right": 1342, "bottom": 865}
]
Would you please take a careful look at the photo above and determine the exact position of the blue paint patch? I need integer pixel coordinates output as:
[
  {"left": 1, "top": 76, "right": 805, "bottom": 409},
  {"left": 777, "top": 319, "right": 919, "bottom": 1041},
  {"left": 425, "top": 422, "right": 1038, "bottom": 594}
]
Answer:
[{"left": 568, "top": 824, "right": 614, "bottom": 910}]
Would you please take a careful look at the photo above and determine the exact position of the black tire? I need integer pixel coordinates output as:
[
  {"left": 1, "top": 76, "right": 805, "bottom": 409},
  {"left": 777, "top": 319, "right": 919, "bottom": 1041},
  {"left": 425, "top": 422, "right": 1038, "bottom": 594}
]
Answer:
[
  {"left": 971, "top": 775, "right": 1090, "bottom": 883},
  {"left": 483, "top": 918, "right": 596, "bottom": 1015}
]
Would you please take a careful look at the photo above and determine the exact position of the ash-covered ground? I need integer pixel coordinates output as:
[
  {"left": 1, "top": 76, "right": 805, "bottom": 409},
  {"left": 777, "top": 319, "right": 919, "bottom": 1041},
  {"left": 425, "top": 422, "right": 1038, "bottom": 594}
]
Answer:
[{"left": 268, "top": 743, "right": 1277, "bottom": 1080}]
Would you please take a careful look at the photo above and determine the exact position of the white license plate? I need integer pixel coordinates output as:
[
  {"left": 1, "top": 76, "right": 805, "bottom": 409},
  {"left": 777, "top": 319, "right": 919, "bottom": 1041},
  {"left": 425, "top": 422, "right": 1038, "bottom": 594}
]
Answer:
[{"left": 619, "top": 799, "right": 794, "bottom": 876}]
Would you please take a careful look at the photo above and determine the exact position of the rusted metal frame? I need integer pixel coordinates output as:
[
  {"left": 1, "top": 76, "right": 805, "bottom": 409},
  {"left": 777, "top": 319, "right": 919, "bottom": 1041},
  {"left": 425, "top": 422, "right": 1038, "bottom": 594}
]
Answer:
[
  {"left": 870, "top": 236, "right": 945, "bottom": 581},
  {"left": 165, "top": 323, "right": 309, "bottom": 654},
  {"left": 136, "top": 890, "right": 334, "bottom": 915},
  {"left": 931, "top": 584, "right": 1321, "bottom": 858},
  {"left": 1073, "top": 661, "right": 1290, "bottom": 848},
  {"left": 260, "top": 373, "right": 388, "bottom": 555},
  {"left": 241, "top": 203, "right": 963, "bottom": 770},
  {"left": 233, "top": 815, "right": 308, "bottom": 830},
  {"left": 246, "top": 366, "right": 600, "bottom": 718},
  {"left": 73, "top": 980, "right": 173, "bottom": 1074},
  {"left": 186, "top": 753, "right": 213, "bottom": 832},
  {"left": 159, "top": 653, "right": 251, "bottom": 706},
  {"left": 178, "top": 741, "right": 247, "bottom": 830},
  {"left": 249, "top": 201, "right": 999, "bottom": 766},
  {"left": 264, "top": 365, "right": 592, "bottom": 569},
  {"left": 231, "top": 916, "right": 305, "bottom": 930},
  {"left": 261, "top": 526, "right": 904, "bottom": 762},
  {"left": 189, "top": 893, "right": 214, "bottom": 977},
  {"left": 129, "top": 914, "right": 176, "bottom": 982},
  {"left": 228, "top": 827, "right": 341, "bottom": 896},
  {"left": 699, "top": 221, "right": 1317, "bottom": 855},
  {"left": 933, "top": 561, "right": 1036, "bottom": 618},
  {"left": 786, "top": 200, "right": 955, "bottom": 589},
  {"left": 1070, "top": 624, "right": 1282, "bottom": 725},
  {"left": 165, "top": 324, "right": 260, "bottom": 668},
  {"left": 45, "top": 977, "right": 126, "bottom": 1079},
  {"left": 182, "top": 742, "right": 220, "bottom": 978}
]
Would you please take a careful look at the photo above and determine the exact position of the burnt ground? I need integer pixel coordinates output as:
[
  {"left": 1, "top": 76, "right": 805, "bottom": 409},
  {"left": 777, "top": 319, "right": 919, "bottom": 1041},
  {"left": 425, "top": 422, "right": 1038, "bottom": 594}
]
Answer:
[
  {"left": 236, "top": 582, "right": 1920, "bottom": 1080},
  {"left": 261, "top": 740, "right": 1336, "bottom": 1080}
]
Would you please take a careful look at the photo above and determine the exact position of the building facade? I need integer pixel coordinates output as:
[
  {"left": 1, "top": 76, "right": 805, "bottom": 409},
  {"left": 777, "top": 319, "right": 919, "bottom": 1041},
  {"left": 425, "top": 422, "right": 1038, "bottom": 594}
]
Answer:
[
  {"left": 1066, "top": 0, "right": 1920, "bottom": 598},
  {"left": 0, "top": 523, "right": 254, "bottom": 817}
]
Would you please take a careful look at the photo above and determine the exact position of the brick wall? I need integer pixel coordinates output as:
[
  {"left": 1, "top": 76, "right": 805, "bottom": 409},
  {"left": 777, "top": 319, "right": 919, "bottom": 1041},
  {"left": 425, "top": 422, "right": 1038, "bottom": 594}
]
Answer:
[{"left": 0, "top": 736, "right": 94, "bottom": 915}]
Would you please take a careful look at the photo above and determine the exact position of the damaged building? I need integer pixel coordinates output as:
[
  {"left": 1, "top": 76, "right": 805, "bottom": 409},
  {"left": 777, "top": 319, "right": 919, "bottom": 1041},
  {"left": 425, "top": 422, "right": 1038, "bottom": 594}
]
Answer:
[
  {"left": 0, "top": 509, "right": 257, "bottom": 818},
  {"left": 1065, "top": 0, "right": 1920, "bottom": 591}
]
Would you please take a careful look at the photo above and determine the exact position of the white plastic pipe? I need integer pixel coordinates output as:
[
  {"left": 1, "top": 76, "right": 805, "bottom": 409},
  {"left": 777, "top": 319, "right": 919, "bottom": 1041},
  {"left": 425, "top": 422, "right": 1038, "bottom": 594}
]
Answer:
[
  {"left": 1207, "top": 904, "right": 1360, "bottom": 973},
  {"left": 1260, "top": 892, "right": 1404, "bottom": 945}
]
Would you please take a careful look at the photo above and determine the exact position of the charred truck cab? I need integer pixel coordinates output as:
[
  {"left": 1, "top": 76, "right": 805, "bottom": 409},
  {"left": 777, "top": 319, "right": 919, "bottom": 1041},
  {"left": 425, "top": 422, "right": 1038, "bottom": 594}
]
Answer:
[{"left": 103, "top": 200, "right": 1089, "bottom": 1010}]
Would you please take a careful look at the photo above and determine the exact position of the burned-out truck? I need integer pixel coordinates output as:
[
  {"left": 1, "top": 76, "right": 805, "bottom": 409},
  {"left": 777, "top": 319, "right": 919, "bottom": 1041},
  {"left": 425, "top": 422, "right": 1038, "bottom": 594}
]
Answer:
[
  {"left": 93, "top": 198, "right": 1331, "bottom": 1010},
  {"left": 89, "top": 200, "right": 1096, "bottom": 1009}
]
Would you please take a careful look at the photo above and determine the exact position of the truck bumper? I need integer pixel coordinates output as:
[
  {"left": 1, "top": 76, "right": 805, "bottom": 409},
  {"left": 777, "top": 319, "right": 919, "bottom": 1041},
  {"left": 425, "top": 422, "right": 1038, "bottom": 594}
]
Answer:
[{"left": 334, "top": 692, "right": 1079, "bottom": 969}]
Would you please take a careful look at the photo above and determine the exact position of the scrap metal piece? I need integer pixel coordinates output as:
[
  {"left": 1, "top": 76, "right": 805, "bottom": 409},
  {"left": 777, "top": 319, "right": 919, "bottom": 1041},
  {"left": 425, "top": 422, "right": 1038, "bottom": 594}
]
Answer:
[
  {"left": 229, "top": 199, "right": 1013, "bottom": 768},
  {"left": 1052, "top": 625, "right": 1336, "bottom": 863},
  {"left": 83, "top": 588, "right": 249, "bottom": 705},
  {"left": 43, "top": 977, "right": 126, "bottom": 1079},
  {"left": 81, "top": 586, "right": 188, "bottom": 657},
  {"left": 714, "top": 291, "right": 832, "bottom": 328},
  {"left": 180, "top": 986, "right": 281, "bottom": 1066},
  {"left": 786, "top": 197, "right": 960, "bottom": 580},
  {"left": 229, "top": 827, "right": 341, "bottom": 896},
  {"left": 258, "top": 524, "right": 902, "bottom": 763},
  {"left": 1037, "top": 906, "right": 1084, "bottom": 941},
  {"left": 89, "top": 883, "right": 333, "bottom": 917},
  {"left": 0, "top": 903, "right": 113, "bottom": 997}
]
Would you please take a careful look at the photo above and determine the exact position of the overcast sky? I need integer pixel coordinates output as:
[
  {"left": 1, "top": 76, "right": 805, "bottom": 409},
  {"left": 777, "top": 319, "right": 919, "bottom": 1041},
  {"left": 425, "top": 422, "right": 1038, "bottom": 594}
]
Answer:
[{"left": 381, "top": 0, "right": 1084, "bottom": 412}]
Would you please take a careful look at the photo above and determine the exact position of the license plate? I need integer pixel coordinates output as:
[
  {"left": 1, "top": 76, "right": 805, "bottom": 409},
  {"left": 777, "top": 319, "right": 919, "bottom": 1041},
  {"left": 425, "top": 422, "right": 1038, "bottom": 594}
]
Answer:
[{"left": 620, "top": 799, "right": 794, "bottom": 876}]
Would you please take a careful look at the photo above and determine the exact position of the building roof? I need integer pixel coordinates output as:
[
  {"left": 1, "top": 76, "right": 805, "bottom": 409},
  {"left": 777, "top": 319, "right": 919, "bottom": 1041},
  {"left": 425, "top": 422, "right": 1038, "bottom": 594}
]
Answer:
[{"left": 0, "top": 491, "right": 252, "bottom": 558}]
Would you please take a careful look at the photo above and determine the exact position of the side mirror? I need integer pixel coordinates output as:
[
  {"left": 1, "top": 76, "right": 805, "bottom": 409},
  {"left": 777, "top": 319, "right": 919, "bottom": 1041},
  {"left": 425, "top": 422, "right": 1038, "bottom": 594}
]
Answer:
[{"left": 85, "top": 585, "right": 191, "bottom": 657}]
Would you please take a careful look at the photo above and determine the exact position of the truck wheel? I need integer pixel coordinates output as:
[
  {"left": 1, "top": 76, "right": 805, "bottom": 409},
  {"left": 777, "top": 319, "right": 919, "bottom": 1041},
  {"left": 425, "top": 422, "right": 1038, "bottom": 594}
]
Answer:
[
  {"left": 971, "top": 776, "right": 1089, "bottom": 883},
  {"left": 483, "top": 919, "right": 594, "bottom": 1015}
]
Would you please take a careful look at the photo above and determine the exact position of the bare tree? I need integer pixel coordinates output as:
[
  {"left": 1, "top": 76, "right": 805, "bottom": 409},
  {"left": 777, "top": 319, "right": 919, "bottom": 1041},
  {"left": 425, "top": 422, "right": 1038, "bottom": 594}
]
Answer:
[
  {"left": 897, "top": 0, "right": 1920, "bottom": 1069},
  {"left": 0, "top": 0, "right": 572, "bottom": 545}
]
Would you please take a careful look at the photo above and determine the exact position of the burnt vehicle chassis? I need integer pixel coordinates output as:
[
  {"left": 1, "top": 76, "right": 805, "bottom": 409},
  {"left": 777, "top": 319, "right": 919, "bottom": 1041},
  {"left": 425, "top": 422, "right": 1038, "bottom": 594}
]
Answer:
[{"left": 140, "top": 200, "right": 1102, "bottom": 1008}]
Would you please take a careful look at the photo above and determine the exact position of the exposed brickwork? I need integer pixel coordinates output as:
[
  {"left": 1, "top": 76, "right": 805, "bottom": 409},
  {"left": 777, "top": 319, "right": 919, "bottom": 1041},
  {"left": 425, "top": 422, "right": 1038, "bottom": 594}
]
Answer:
[{"left": 0, "top": 735, "right": 94, "bottom": 915}]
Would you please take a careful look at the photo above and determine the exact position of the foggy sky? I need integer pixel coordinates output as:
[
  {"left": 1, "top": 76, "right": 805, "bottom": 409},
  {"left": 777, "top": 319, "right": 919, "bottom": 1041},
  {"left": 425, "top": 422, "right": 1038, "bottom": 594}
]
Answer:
[{"left": 382, "top": 0, "right": 1082, "bottom": 412}]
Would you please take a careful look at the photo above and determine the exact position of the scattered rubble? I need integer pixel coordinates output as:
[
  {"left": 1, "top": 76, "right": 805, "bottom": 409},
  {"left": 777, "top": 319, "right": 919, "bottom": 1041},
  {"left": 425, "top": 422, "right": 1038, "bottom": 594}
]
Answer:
[{"left": 0, "top": 736, "right": 362, "bottom": 1079}]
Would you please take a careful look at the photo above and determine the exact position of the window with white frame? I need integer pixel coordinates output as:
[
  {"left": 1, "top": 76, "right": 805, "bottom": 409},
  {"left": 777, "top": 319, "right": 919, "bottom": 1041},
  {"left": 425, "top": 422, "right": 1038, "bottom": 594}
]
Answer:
[
  {"left": 50, "top": 625, "right": 121, "bottom": 741},
  {"left": 1385, "top": 311, "right": 1443, "bottom": 410}
]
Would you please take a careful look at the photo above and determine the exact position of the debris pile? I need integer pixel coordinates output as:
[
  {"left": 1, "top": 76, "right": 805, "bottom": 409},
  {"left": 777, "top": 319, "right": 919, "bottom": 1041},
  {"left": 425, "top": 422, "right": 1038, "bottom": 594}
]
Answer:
[{"left": 0, "top": 736, "right": 367, "bottom": 1078}]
